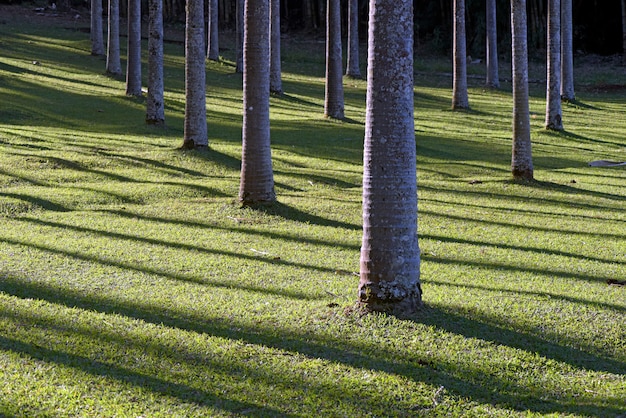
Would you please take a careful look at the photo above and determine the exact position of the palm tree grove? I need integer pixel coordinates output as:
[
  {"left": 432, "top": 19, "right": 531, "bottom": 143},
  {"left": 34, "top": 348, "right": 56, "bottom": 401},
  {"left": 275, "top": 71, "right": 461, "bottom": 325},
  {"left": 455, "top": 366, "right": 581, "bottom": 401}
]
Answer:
[{"left": 0, "top": 0, "right": 625, "bottom": 416}]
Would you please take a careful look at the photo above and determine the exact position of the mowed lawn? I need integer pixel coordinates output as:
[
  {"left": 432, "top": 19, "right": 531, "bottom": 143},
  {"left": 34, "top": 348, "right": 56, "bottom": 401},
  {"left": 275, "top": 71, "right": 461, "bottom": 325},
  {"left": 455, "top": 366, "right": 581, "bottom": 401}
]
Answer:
[{"left": 0, "top": 6, "right": 625, "bottom": 417}]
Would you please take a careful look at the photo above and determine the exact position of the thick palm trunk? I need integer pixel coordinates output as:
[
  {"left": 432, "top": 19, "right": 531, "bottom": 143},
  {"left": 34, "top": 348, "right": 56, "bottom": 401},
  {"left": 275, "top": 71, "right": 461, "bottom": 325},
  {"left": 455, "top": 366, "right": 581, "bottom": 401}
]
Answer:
[
  {"left": 270, "top": 0, "right": 283, "bottom": 95},
  {"left": 184, "top": 0, "right": 208, "bottom": 149},
  {"left": 358, "top": 0, "right": 421, "bottom": 316},
  {"left": 452, "top": 0, "right": 469, "bottom": 109},
  {"left": 324, "top": 0, "right": 344, "bottom": 120},
  {"left": 239, "top": 0, "right": 275, "bottom": 206},
  {"left": 346, "top": 0, "right": 361, "bottom": 78},
  {"left": 126, "top": 0, "right": 142, "bottom": 96},
  {"left": 560, "top": 0, "right": 575, "bottom": 101},
  {"left": 545, "top": 0, "right": 563, "bottom": 130},
  {"left": 90, "top": 0, "right": 104, "bottom": 56},
  {"left": 106, "top": 0, "right": 122, "bottom": 76},
  {"left": 207, "top": 0, "right": 219, "bottom": 61},
  {"left": 486, "top": 0, "right": 500, "bottom": 88},
  {"left": 146, "top": 0, "right": 165, "bottom": 126},
  {"left": 511, "top": 0, "right": 534, "bottom": 181}
]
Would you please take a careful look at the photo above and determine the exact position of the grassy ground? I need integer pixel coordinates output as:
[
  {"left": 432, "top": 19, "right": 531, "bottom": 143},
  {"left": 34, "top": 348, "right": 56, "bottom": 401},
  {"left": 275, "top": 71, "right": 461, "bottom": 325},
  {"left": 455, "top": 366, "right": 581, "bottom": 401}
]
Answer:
[{"left": 1, "top": 5, "right": 625, "bottom": 417}]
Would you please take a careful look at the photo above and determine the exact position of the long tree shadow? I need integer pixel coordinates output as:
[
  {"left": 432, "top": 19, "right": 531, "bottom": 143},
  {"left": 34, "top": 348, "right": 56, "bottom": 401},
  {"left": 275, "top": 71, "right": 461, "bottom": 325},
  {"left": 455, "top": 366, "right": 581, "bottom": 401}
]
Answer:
[
  {"left": 256, "top": 201, "right": 361, "bottom": 230},
  {"left": 0, "top": 334, "right": 292, "bottom": 417},
  {"left": 0, "top": 272, "right": 623, "bottom": 416}
]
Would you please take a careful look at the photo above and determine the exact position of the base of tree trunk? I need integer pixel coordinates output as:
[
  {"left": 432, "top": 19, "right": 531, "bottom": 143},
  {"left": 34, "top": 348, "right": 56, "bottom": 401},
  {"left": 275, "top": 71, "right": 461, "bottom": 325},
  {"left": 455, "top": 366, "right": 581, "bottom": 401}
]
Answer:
[
  {"left": 512, "top": 170, "right": 535, "bottom": 182},
  {"left": 452, "top": 104, "right": 471, "bottom": 111},
  {"left": 146, "top": 118, "right": 165, "bottom": 127},
  {"left": 352, "top": 296, "right": 423, "bottom": 319},
  {"left": 180, "top": 139, "right": 209, "bottom": 150},
  {"left": 239, "top": 190, "right": 276, "bottom": 205}
]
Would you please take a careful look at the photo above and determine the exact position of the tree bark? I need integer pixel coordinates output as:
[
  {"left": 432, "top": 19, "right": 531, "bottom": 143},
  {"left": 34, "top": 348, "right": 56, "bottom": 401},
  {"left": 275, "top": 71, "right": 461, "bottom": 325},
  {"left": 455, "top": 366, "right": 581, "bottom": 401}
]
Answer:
[
  {"left": 622, "top": 0, "right": 626, "bottom": 65},
  {"left": 235, "top": 0, "right": 244, "bottom": 73},
  {"left": 545, "top": 0, "right": 563, "bottom": 130},
  {"left": 452, "top": 0, "right": 469, "bottom": 109},
  {"left": 358, "top": 0, "right": 422, "bottom": 317},
  {"left": 346, "top": 0, "right": 361, "bottom": 78},
  {"left": 207, "top": 0, "right": 219, "bottom": 61},
  {"left": 560, "top": 0, "right": 575, "bottom": 101},
  {"left": 511, "top": 0, "right": 534, "bottom": 181},
  {"left": 184, "top": 0, "right": 208, "bottom": 149},
  {"left": 126, "top": 0, "right": 142, "bottom": 96},
  {"left": 106, "top": 0, "right": 122, "bottom": 76},
  {"left": 90, "top": 0, "right": 105, "bottom": 56},
  {"left": 146, "top": 0, "right": 165, "bottom": 126},
  {"left": 239, "top": 0, "right": 276, "bottom": 206},
  {"left": 324, "top": 0, "right": 344, "bottom": 120},
  {"left": 270, "top": 0, "right": 283, "bottom": 95},
  {"left": 486, "top": 0, "right": 500, "bottom": 88}
]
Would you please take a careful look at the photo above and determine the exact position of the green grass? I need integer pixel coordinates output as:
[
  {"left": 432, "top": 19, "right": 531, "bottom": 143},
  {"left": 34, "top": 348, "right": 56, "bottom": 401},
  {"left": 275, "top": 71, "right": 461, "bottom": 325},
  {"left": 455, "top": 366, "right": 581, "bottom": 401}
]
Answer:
[{"left": 1, "top": 6, "right": 625, "bottom": 417}]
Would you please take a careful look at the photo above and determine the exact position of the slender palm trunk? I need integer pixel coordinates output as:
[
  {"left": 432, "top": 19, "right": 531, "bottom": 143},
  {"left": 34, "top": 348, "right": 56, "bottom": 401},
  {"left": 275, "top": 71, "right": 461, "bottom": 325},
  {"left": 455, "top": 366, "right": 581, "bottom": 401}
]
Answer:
[
  {"left": 486, "top": 0, "right": 500, "bottom": 88},
  {"left": 270, "top": 0, "right": 283, "bottom": 95},
  {"left": 622, "top": 0, "right": 626, "bottom": 65},
  {"left": 106, "top": 0, "right": 122, "bottom": 75},
  {"left": 207, "top": 0, "right": 219, "bottom": 61},
  {"left": 146, "top": 0, "right": 165, "bottom": 126},
  {"left": 560, "top": 0, "right": 575, "bottom": 101},
  {"left": 126, "top": 0, "right": 142, "bottom": 96},
  {"left": 511, "top": 0, "right": 534, "bottom": 181},
  {"left": 235, "top": 0, "right": 244, "bottom": 73},
  {"left": 346, "top": 0, "right": 361, "bottom": 78},
  {"left": 358, "top": 0, "right": 421, "bottom": 316},
  {"left": 452, "top": 0, "right": 469, "bottom": 109},
  {"left": 90, "top": 0, "right": 105, "bottom": 56},
  {"left": 324, "top": 0, "right": 344, "bottom": 120},
  {"left": 545, "top": 0, "right": 563, "bottom": 130},
  {"left": 239, "top": 0, "right": 275, "bottom": 206},
  {"left": 184, "top": 0, "right": 208, "bottom": 149}
]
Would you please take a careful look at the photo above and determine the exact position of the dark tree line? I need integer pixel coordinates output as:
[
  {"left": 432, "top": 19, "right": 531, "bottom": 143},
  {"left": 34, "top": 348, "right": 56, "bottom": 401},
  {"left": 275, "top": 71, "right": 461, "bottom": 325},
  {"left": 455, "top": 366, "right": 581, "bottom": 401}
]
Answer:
[{"left": 15, "top": 0, "right": 623, "bottom": 56}]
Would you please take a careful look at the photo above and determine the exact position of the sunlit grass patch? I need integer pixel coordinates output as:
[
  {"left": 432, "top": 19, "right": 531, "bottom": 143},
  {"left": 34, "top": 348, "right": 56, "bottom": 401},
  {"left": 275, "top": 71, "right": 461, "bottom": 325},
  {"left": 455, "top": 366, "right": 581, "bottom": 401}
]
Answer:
[{"left": 1, "top": 7, "right": 625, "bottom": 416}]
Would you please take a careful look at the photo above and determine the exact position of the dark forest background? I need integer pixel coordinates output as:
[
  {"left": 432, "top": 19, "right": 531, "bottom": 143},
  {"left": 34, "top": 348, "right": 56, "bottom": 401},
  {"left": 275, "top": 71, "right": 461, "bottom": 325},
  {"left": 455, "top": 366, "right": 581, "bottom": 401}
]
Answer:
[{"left": 2, "top": 0, "right": 624, "bottom": 56}]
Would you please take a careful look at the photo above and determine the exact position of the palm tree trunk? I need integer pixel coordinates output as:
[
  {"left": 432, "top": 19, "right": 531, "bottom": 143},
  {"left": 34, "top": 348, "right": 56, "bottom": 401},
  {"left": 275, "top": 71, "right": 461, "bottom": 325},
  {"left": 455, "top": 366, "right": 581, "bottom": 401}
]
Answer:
[
  {"left": 239, "top": 0, "right": 275, "bottom": 206},
  {"left": 126, "top": 0, "right": 142, "bottom": 96},
  {"left": 560, "top": 0, "right": 575, "bottom": 101},
  {"left": 511, "top": 0, "right": 534, "bottom": 181},
  {"left": 270, "top": 0, "right": 283, "bottom": 95},
  {"left": 346, "top": 0, "right": 361, "bottom": 78},
  {"left": 545, "top": 0, "right": 563, "bottom": 131},
  {"left": 324, "top": 0, "right": 344, "bottom": 120},
  {"left": 184, "top": 0, "right": 208, "bottom": 149},
  {"left": 90, "top": 0, "right": 105, "bottom": 56},
  {"left": 358, "top": 0, "right": 421, "bottom": 317},
  {"left": 622, "top": 0, "right": 626, "bottom": 65},
  {"left": 207, "top": 0, "right": 219, "bottom": 61},
  {"left": 235, "top": 0, "right": 244, "bottom": 73},
  {"left": 486, "top": 0, "right": 500, "bottom": 88},
  {"left": 106, "top": 0, "right": 122, "bottom": 75},
  {"left": 452, "top": 0, "right": 469, "bottom": 109},
  {"left": 146, "top": 0, "right": 165, "bottom": 126}
]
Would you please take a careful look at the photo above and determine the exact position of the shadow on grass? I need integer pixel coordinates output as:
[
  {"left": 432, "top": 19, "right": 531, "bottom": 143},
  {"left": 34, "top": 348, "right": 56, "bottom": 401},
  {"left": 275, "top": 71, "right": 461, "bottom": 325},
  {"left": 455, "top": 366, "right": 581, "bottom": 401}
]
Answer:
[
  {"left": 562, "top": 98, "right": 600, "bottom": 110},
  {"left": 103, "top": 208, "right": 360, "bottom": 250},
  {"left": 255, "top": 200, "right": 361, "bottom": 230},
  {"left": 508, "top": 178, "right": 626, "bottom": 202},
  {"left": 0, "top": 271, "right": 623, "bottom": 416},
  {"left": 419, "top": 183, "right": 625, "bottom": 224},
  {"left": 0, "top": 191, "right": 69, "bottom": 212},
  {"left": 3, "top": 220, "right": 329, "bottom": 301},
  {"left": 0, "top": 333, "right": 290, "bottom": 416}
]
